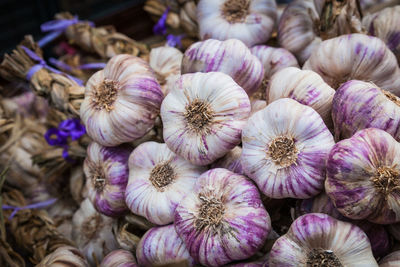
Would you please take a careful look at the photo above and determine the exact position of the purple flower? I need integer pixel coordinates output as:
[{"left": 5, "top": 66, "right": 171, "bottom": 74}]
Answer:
[
  {"left": 153, "top": 7, "right": 169, "bottom": 35},
  {"left": 44, "top": 128, "right": 68, "bottom": 146},
  {"left": 166, "top": 34, "right": 184, "bottom": 48},
  {"left": 58, "top": 118, "right": 86, "bottom": 140}
]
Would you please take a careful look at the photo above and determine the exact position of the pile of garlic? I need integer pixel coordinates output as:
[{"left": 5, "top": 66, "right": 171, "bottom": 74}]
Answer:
[{"left": 63, "top": 0, "right": 400, "bottom": 266}]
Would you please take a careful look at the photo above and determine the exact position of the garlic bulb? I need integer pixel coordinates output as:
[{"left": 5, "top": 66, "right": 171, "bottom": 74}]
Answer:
[
  {"left": 267, "top": 67, "right": 335, "bottom": 128},
  {"left": 100, "top": 249, "right": 138, "bottom": 267},
  {"left": 357, "top": 221, "right": 391, "bottom": 258},
  {"left": 149, "top": 46, "right": 183, "bottom": 95},
  {"left": 197, "top": 0, "right": 277, "bottom": 47},
  {"left": 181, "top": 39, "right": 264, "bottom": 96},
  {"left": 363, "top": 6, "right": 400, "bottom": 62},
  {"left": 241, "top": 98, "right": 335, "bottom": 199},
  {"left": 250, "top": 45, "right": 299, "bottom": 82},
  {"left": 125, "top": 141, "right": 206, "bottom": 225},
  {"left": 269, "top": 213, "right": 378, "bottom": 267},
  {"left": 379, "top": 250, "right": 400, "bottom": 267},
  {"left": 180, "top": 1, "right": 199, "bottom": 38},
  {"left": 211, "top": 146, "right": 244, "bottom": 175},
  {"left": 174, "top": 168, "right": 271, "bottom": 266},
  {"left": 80, "top": 54, "right": 163, "bottom": 147},
  {"left": 303, "top": 34, "right": 400, "bottom": 94},
  {"left": 250, "top": 99, "right": 267, "bottom": 114},
  {"left": 332, "top": 80, "right": 400, "bottom": 141},
  {"left": 278, "top": 0, "right": 362, "bottom": 64},
  {"left": 297, "top": 192, "right": 346, "bottom": 220},
  {"left": 84, "top": 141, "right": 132, "bottom": 217},
  {"left": 72, "top": 198, "right": 119, "bottom": 266},
  {"left": 36, "top": 246, "right": 88, "bottom": 267},
  {"left": 136, "top": 224, "right": 194, "bottom": 267},
  {"left": 326, "top": 128, "right": 400, "bottom": 224},
  {"left": 161, "top": 72, "right": 250, "bottom": 166}
]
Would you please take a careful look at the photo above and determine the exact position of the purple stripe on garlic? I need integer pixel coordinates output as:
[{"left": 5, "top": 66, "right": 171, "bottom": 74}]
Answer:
[
  {"left": 182, "top": 39, "right": 264, "bottom": 96},
  {"left": 303, "top": 34, "right": 400, "bottom": 94},
  {"left": 136, "top": 224, "right": 195, "bottom": 267},
  {"left": 197, "top": 0, "right": 277, "bottom": 47},
  {"left": 161, "top": 72, "right": 250, "bottom": 166},
  {"left": 100, "top": 249, "right": 138, "bottom": 267},
  {"left": 269, "top": 213, "right": 378, "bottom": 267},
  {"left": 80, "top": 54, "right": 163, "bottom": 147},
  {"left": 125, "top": 141, "right": 206, "bottom": 225},
  {"left": 84, "top": 141, "right": 132, "bottom": 217},
  {"left": 267, "top": 67, "right": 335, "bottom": 128},
  {"left": 332, "top": 80, "right": 400, "bottom": 142},
  {"left": 174, "top": 168, "right": 271, "bottom": 266},
  {"left": 241, "top": 98, "right": 335, "bottom": 199},
  {"left": 326, "top": 128, "right": 400, "bottom": 224}
]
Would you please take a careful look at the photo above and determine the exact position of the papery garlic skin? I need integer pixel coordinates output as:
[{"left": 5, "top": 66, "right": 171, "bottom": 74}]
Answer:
[
  {"left": 84, "top": 142, "right": 132, "bottom": 217},
  {"left": 72, "top": 198, "right": 119, "bottom": 266},
  {"left": 181, "top": 39, "right": 264, "bottom": 96},
  {"left": 269, "top": 213, "right": 378, "bottom": 267},
  {"left": 197, "top": 0, "right": 277, "bottom": 47},
  {"left": 379, "top": 250, "right": 400, "bottom": 267},
  {"left": 149, "top": 46, "right": 183, "bottom": 95},
  {"left": 36, "top": 246, "right": 88, "bottom": 267},
  {"left": 174, "top": 168, "right": 271, "bottom": 266},
  {"left": 363, "top": 6, "right": 400, "bottom": 62},
  {"left": 211, "top": 146, "right": 244, "bottom": 175},
  {"left": 326, "top": 128, "right": 400, "bottom": 224},
  {"left": 303, "top": 34, "right": 400, "bottom": 94},
  {"left": 267, "top": 67, "right": 335, "bottom": 128},
  {"left": 332, "top": 80, "right": 400, "bottom": 141},
  {"left": 136, "top": 224, "right": 195, "bottom": 267},
  {"left": 297, "top": 192, "right": 346, "bottom": 220},
  {"left": 242, "top": 98, "right": 335, "bottom": 199},
  {"left": 100, "top": 249, "right": 138, "bottom": 267},
  {"left": 80, "top": 54, "right": 163, "bottom": 147},
  {"left": 250, "top": 45, "right": 299, "bottom": 81},
  {"left": 250, "top": 100, "right": 267, "bottom": 115},
  {"left": 125, "top": 141, "right": 206, "bottom": 225},
  {"left": 161, "top": 72, "right": 250, "bottom": 166}
]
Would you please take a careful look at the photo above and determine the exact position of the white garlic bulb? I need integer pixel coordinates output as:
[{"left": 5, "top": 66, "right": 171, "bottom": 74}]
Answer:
[
  {"left": 182, "top": 39, "right": 264, "bottom": 96},
  {"left": 36, "top": 246, "right": 88, "bottom": 267},
  {"left": 149, "top": 46, "right": 183, "bottom": 95},
  {"left": 161, "top": 72, "right": 250, "bottom": 166},
  {"left": 267, "top": 67, "right": 335, "bottom": 128},
  {"left": 72, "top": 198, "right": 119, "bottom": 266},
  {"left": 241, "top": 98, "right": 335, "bottom": 199},
  {"left": 80, "top": 54, "right": 163, "bottom": 147},
  {"left": 303, "top": 34, "right": 400, "bottom": 94},
  {"left": 125, "top": 141, "right": 206, "bottom": 225},
  {"left": 197, "top": 0, "right": 277, "bottom": 47}
]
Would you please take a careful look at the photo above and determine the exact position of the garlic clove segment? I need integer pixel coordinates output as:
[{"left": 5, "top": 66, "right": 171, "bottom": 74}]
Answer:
[
  {"left": 303, "top": 34, "right": 400, "bottom": 94},
  {"left": 84, "top": 141, "right": 132, "bottom": 217},
  {"left": 100, "top": 249, "right": 138, "bottom": 267},
  {"left": 72, "top": 198, "right": 119, "bottom": 266},
  {"left": 326, "top": 128, "right": 400, "bottom": 224},
  {"left": 379, "top": 250, "right": 400, "bottom": 267},
  {"left": 267, "top": 67, "right": 335, "bottom": 128},
  {"left": 197, "top": 0, "right": 277, "bottom": 47},
  {"left": 182, "top": 39, "right": 264, "bottom": 96},
  {"left": 136, "top": 224, "right": 195, "bottom": 267},
  {"left": 174, "top": 168, "right": 271, "bottom": 266},
  {"left": 125, "top": 141, "right": 206, "bottom": 225},
  {"left": 241, "top": 98, "right": 335, "bottom": 199},
  {"left": 80, "top": 54, "right": 163, "bottom": 147},
  {"left": 332, "top": 80, "right": 400, "bottom": 141},
  {"left": 161, "top": 72, "right": 251, "bottom": 166},
  {"left": 269, "top": 213, "right": 378, "bottom": 267}
]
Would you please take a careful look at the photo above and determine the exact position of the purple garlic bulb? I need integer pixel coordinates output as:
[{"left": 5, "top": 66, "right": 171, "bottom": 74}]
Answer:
[
  {"left": 136, "top": 224, "right": 195, "bottom": 267},
  {"left": 332, "top": 80, "right": 400, "bottom": 141},
  {"left": 326, "top": 128, "right": 400, "bottom": 224},
  {"left": 181, "top": 39, "right": 264, "bottom": 96},
  {"left": 125, "top": 141, "right": 206, "bottom": 225},
  {"left": 379, "top": 250, "right": 400, "bottom": 267},
  {"left": 270, "top": 213, "right": 377, "bottom": 266},
  {"left": 241, "top": 98, "right": 335, "bottom": 199},
  {"left": 84, "top": 141, "right": 132, "bottom": 217},
  {"left": 174, "top": 168, "right": 271, "bottom": 266},
  {"left": 211, "top": 146, "right": 244, "bottom": 175},
  {"left": 100, "top": 249, "right": 138, "bottom": 267}
]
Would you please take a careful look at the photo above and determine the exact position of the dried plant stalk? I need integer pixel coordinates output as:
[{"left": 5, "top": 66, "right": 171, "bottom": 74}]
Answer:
[
  {"left": 0, "top": 36, "right": 84, "bottom": 116},
  {"left": 55, "top": 12, "right": 149, "bottom": 59}
]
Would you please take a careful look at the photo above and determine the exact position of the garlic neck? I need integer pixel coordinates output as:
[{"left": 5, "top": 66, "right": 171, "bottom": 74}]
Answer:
[
  {"left": 92, "top": 79, "right": 119, "bottom": 112},
  {"left": 82, "top": 214, "right": 102, "bottom": 240},
  {"left": 307, "top": 249, "right": 343, "bottom": 267},
  {"left": 221, "top": 0, "right": 251, "bottom": 23},
  {"left": 267, "top": 136, "right": 298, "bottom": 167}
]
